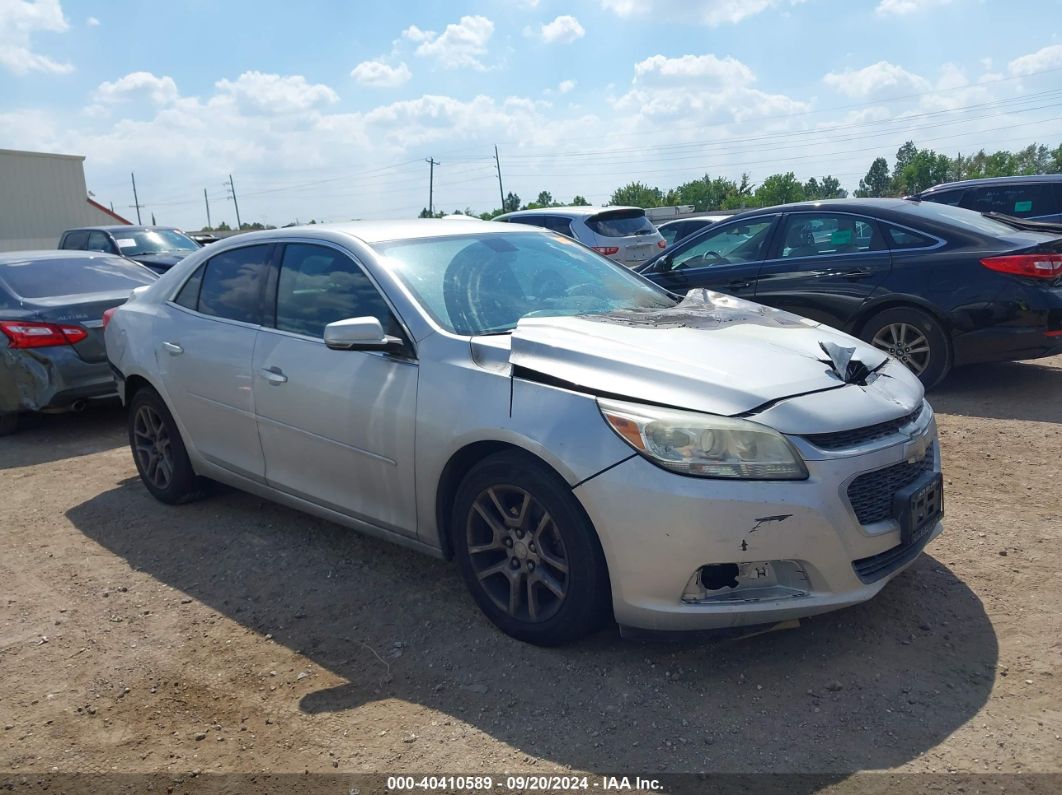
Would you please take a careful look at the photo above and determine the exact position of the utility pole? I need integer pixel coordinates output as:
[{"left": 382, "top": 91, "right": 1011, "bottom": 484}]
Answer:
[
  {"left": 226, "top": 174, "right": 242, "bottom": 229},
  {"left": 494, "top": 145, "right": 505, "bottom": 210},
  {"left": 425, "top": 157, "right": 440, "bottom": 215},
  {"left": 203, "top": 188, "right": 212, "bottom": 230},
  {"left": 129, "top": 172, "right": 144, "bottom": 224}
]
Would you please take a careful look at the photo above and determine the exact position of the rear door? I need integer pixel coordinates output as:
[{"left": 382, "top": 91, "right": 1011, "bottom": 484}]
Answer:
[
  {"left": 252, "top": 242, "right": 419, "bottom": 535},
  {"left": 754, "top": 211, "right": 892, "bottom": 328},
  {"left": 154, "top": 244, "right": 273, "bottom": 481},
  {"left": 646, "top": 215, "right": 777, "bottom": 299}
]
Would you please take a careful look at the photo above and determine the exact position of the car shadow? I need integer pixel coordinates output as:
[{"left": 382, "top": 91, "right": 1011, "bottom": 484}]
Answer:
[
  {"left": 0, "top": 401, "right": 126, "bottom": 470},
  {"left": 931, "top": 358, "right": 1062, "bottom": 424},
  {"left": 68, "top": 480, "right": 997, "bottom": 781}
]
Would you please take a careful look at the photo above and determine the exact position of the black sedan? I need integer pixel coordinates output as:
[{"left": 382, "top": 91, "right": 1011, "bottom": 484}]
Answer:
[
  {"left": 0, "top": 251, "right": 157, "bottom": 435},
  {"left": 637, "top": 198, "right": 1062, "bottom": 388}
]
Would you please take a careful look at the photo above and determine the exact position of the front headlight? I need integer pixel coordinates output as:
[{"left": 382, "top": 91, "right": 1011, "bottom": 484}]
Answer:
[{"left": 598, "top": 398, "right": 808, "bottom": 480}]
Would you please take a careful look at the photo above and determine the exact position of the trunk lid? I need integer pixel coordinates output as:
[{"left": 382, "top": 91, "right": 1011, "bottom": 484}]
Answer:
[{"left": 15, "top": 291, "right": 135, "bottom": 363}]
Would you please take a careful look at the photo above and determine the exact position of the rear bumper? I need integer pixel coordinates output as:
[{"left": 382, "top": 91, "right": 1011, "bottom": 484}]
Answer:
[
  {"left": 953, "top": 288, "right": 1062, "bottom": 366},
  {"left": 0, "top": 347, "right": 117, "bottom": 413}
]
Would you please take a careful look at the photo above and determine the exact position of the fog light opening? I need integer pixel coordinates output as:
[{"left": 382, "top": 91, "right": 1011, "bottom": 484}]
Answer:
[{"left": 701, "top": 563, "right": 739, "bottom": 591}]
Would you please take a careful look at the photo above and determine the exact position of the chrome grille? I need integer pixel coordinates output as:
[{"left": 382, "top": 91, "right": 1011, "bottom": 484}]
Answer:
[
  {"left": 846, "top": 444, "right": 936, "bottom": 525},
  {"left": 804, "top": 404, "right": 924, "bottom": 451}
]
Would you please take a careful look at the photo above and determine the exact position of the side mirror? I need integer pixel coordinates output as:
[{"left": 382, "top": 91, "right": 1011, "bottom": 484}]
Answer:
[{"left": 324, "top": 316, "right": 404, "bottom": 353}]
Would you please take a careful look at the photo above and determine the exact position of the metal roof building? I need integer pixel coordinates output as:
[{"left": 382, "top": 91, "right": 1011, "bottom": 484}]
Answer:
[{"left": 0, "top": 148, "right": 130, "bottom": 252}]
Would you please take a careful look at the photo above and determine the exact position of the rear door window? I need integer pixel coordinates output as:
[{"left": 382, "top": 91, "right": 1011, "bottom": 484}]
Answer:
[
  {"left": 777, "top": 213, "right": 884, "bottom": 258},
  {"left": 538, "top": 216, "right": 575, "bottom": 238},
  {"left": 959, "top": 183, "right": 1058, "bottom": 218},
  {"left": 586, "top": 210, "right": 656, "bottom": 238},
  {"left": 197, "top": 245, "right": 271, "bottom": 325}
]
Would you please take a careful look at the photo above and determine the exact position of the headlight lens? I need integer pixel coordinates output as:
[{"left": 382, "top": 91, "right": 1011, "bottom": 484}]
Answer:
[{"left": 598, "top": 398, "right": 808, "bottom": 480}]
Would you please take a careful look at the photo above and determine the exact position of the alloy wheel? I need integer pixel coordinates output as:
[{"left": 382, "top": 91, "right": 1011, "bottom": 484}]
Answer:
[
  {"left": 871, "top": 322, "right": 931, "bottom": 375},
  {"left": 465, "top": 484, "right": 570, "bottom": 622},
  {"left": 132, "top": 405, "right": 174, "bottom": 490}
]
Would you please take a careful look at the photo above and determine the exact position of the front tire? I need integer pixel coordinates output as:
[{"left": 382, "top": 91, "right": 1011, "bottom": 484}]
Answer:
[
  {"left": 861, "top": 306, "right": 951, "bottom": 389},
  {"left": 451, "top": 451, "right": 611, "bottom": 645},
  {"left": 128, "top": 387, "right": 209, "bottom": 504}
]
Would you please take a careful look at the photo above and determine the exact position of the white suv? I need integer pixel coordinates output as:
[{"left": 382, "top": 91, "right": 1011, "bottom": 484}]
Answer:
[{"left": 494, "top": 206, "right": 665, "bottom": 267}]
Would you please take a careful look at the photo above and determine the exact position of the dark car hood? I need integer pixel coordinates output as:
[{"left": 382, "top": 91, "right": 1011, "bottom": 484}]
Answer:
[{"left": 128, "top": 252, "right": 189, "bottom": 272}]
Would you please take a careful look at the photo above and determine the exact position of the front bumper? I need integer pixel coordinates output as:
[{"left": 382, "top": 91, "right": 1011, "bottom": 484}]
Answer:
[
  {"left": 0, "top": 347, "right": 117, "bottom": 414},
  {"left": 574, "top": 414, "right": 942, "bottom": 632}
]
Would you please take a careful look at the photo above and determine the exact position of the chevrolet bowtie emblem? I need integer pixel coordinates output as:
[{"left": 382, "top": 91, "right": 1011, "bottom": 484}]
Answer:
[{"left": 819, "top": 341, "right": 872, "bottom": 385}]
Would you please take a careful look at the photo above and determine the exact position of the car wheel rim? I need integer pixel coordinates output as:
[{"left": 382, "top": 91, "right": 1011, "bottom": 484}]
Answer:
[
  {"left": 133, "top": 405, "right": 174, "bottom": 490},
  {"left": 466, "top": 485, "right": 570, "bottom": 623},
  {"left": 871, "top": 322, "right": 931, "bottom": 376}
]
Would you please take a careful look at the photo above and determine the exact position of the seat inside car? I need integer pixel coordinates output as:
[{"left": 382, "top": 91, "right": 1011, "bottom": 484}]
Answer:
[{"left": 443, "top": 240, "right": 527, "bottom": 334}]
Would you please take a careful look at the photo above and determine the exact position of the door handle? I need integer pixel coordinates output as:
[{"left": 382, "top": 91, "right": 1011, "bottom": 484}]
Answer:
[
  {"left": 161, "top": 341, "right": 183, "bottom": 356},
  {"left": 727, "top": 279, "right": 751, "bottom": 290},
  {"left": 260, "top": 367, "right": 288, "bottom": 385},
  {"left": 827, "top": 268, "right": 872, "bottom": 280}
]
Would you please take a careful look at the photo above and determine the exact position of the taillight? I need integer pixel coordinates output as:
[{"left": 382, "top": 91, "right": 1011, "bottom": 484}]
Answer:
[
  {"left": 0, "top": 320, "right": 88, "bottom": 349},
  {"left": 593, "top": 246, "right": 620, "bottom": 256},
  {"left": 980, "top": 253, "right": 1062, "bottom": 279},
  {"left": 102, "top": 307, "right": 117, "bottom": 328},
  {"left": 657, "top": 240, "right": 667, "bottom": 249}
]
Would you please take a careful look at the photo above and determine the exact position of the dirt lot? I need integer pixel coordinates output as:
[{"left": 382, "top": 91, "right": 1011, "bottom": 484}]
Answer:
[{"left": 1, "top": 357, "right": 1060, "bottom": 788}]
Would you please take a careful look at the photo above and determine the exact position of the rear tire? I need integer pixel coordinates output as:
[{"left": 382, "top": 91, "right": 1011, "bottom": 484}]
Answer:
[
  {"left": 0, "top": 412, "right": 17, "bottom": 437},
  {"left": 128, "top": 387, "right": 210, "bottom": 504},
  {"left": 861, "top": 307, "right": 951, "bottom": 389},
  {"left": 451, "top": 451, "right": 611, "bottom": 646}
]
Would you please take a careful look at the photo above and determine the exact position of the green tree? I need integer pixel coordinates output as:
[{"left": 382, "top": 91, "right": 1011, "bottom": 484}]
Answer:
[
  {"left": 803, "top": 175, "right": 847, "bottom": 200},
  {"left": 570, "top": 195, "right": 590, "bottom": 206},
  {"left": 215, "top": 221, "right": 232, "bottom": 231},
  {"left": 666, "top": 174, "right": 752, "bottom": 211},
  {"left": 753, "top": 172, "right": 805, "bottom": 206},
  {"left": 855, "top": 157, "right": 891, "bottom": 197},
  {"left": 609, "top": 181, "right": 664, "bottom": 208},
  {"left": 892, "top": 141, "right": 918, "bottom": 186},
  {"left": 502, "top": 192, "right": 521, "bottom": 213},
  {"left": 895, "top": 149, "right": 952, "bottom": 194}
]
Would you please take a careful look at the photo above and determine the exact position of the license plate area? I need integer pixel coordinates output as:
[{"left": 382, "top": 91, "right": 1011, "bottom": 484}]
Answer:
[{"left": 893, "top": 472, "right": 943, "bottom": 546}]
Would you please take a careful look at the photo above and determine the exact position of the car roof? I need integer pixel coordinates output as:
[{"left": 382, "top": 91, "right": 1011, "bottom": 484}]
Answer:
[
  {"left": 918, "top": 174, "right": 1062, "bottom": 194},
  {"left": 725, "top": 198, "right": 919, "bottom": 216},
  {"left": 217, "top": 218, "right": 548, "bottom": 247},
  {"left": 0, "top": 250, "right": 128, "bottom": 266},
  {"left": 498, "top": 206, "right": 641, "bottom": 219},
  {"left": 63, "top": 225, "right": 182, "bottom": 233}
]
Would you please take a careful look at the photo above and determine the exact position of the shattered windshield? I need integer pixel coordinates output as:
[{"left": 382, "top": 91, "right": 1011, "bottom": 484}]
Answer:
[{"left": 374, "top": 231, "right": 676, "bottom": 335}]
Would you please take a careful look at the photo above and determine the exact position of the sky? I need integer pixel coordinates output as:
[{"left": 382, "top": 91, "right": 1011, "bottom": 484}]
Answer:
[{"left": 1, "top": 0, "right": 1061, "bottom": 230}]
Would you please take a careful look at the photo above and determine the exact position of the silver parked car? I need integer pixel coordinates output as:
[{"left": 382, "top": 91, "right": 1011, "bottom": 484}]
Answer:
[
  {"left": 494, "top": 206, "right": 666, "bottom": 267},
  {"left": 105, "top": 220, "right": 943, "bottom": 645}
]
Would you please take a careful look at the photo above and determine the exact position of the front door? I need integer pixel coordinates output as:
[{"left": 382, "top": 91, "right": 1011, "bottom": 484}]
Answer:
[
  {"left": 754, "top": 212, "right": 892, "bottom": 329},
  {"left": 648, "top": 215, "right": 778, "bottom": 298},
  {"left": 252, "top": 242, "right": 419, "bottom": 536}
]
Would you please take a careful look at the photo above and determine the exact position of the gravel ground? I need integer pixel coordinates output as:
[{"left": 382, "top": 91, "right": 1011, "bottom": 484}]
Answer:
[{"left": 1, "top": 357, "right": 1060, "bottom": 788}]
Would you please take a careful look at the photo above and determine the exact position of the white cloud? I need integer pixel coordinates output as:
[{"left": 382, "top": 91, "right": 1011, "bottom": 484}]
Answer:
[
  {"left": 540, "top": 15, "right": 585, "bottom": 44},
  {"left": 351, "top": 59, "right": 412, "bottom": 88},
  {"left": 558, "top": 79, "right": 576, "bottom": 94},
  {"left": 613, "top": 52, "right": 808, "bottom": 124},
  {"left": 402, "top": 15, "right": 494, "bottom": 70},
  {"left": 86, "top": 16, "right": 99, "bottom": 27},
  {"left": 1008, "top": 43, "right": 1062, "bottom": 77},
  {"left": 95, "top": 71, "right": 179, "bottom": 105},
  {"left": 823, "top": 61, "right": 931, "bottom": 98},
  {"left": 0, "top": 0, "right": 72, "bottom": 74},
  {"left": 875, "top": 0, "right": 954, "bottom": 15},
  {"left": 214, "top": 71, "right": 339, "bottom": 114},
  {"left": 601, "top": 0, "right": 804, "bottom": 27}
]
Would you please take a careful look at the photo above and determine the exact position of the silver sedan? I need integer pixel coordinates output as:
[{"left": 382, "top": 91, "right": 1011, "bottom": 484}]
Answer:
[{"left": 105, "top": 220, "right": 943, "bottom": 645}]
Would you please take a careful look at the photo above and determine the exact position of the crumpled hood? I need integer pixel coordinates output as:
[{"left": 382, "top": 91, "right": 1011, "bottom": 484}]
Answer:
[{"left": 508, "top": 290, "right": 893, "bottom": 417}]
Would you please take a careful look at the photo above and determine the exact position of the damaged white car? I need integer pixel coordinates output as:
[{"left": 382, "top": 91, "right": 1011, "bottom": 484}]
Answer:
[{"left": 105, "top": 220, "right": 943, "bottom": 645}]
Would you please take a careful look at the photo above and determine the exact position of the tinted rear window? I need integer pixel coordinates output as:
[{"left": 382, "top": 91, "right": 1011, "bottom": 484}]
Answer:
[
  {"left": 586, "top": 210, "right": 657, "bottom": 238},
  {"left": 0, "top": 256, "right": 156, "bottom": 299},
  {"left": 960, "top": 183, "right": 1059, "bottom": 218},
  {"left": 197, "top": 245, "right": 270, "bottom": 324},
  {"left": 61, "top": 231, "right": 89, "bottom": 249}
]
